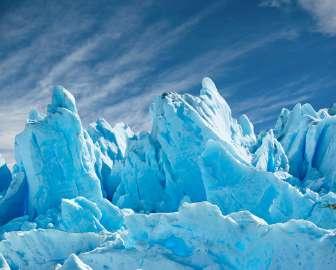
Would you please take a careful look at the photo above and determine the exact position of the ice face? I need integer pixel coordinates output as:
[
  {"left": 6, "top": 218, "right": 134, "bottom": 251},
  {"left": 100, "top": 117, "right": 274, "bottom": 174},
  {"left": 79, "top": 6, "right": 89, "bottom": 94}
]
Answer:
[
  {"left": 112, "top": 132, "right": 169, "bottom": 212},
  {"left": 0, "top": 78, "right": 335, "bottom": 269},
  {"left": 87, "top": 119, "right": 134, "bottom": 200},
  {"left": 14, "top": 86, "right": 103, "bottom": 216},
  {"left": 113, "top": 78, "right": 257, "bottom": 212},
  {"left": 49, "top": 85, "right": 78, "bottom": 114},
  {"left": 275, "top": 103, "right": 336, "bottom": 193},
  {"left": 201, "top": 140, "right": 336, "bottom": 229},
  {"left": 0, "top": 155, "right": 11, "bottom": 193},
  {"left": 0, "top": 162, "right": 26, "bottom": 226}
]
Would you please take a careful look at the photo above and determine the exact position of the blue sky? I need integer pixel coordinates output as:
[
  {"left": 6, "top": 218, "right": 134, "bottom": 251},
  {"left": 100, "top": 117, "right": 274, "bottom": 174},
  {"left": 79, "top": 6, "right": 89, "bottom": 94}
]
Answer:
[{"left": 0, "top": 0, "right": 335, "bottom": 163}]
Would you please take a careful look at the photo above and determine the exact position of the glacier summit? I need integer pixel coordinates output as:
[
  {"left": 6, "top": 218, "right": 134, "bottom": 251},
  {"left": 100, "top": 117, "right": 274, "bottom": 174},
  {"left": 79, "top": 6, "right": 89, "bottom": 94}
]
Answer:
[{"left": 0, "top": 78, "right": 335, "bottom": 269}]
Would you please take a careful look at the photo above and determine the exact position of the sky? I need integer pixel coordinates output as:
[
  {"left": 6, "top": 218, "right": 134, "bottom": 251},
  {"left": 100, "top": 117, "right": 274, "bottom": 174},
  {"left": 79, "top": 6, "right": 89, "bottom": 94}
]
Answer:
[{"left": 0, "top": 0, "right": 336, "bottom": 164}]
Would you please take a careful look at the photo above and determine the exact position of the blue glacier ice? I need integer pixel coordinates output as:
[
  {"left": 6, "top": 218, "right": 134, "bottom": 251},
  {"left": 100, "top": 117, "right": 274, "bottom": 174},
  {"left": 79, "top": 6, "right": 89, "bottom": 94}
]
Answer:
[
  {"left": 1, "top": 202, "right": 335, "bottom": 270},
  {"left": 0, "top": 155, "right": 11, "bottom": 193},
  {"left": 275, "top": 103, "right": 336, "bottom": 193},
  {"left": 15, "top": 86, "right": 103, "bottom": 216},
  {"left": 201, "top": 140, "right": 336, "bottom": 229},
  {"left": 252, "top": 129, "right": 289, "bottom": 172},
  {"left": 0, "top": 78, "right": 335, "bottom": 269},
  {"left": 87, "top": 119, "right": 134, "bottom": 200},
  {"left": 113, "top": 78, "right": 255, "bottom": 212},
  {"left": 0, "top": 161, "right": 26, "bottom": 226}
]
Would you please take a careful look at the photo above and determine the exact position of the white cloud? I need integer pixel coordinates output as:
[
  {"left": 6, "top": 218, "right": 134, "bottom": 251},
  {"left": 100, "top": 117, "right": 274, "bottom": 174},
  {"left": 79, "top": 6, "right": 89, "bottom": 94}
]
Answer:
[
  {"left": 259, "top": 0, "right": 291, "bottom": 8},
  {"left": 260, "top": 0, "right": 336, "bottom": 35},
  {"left": 0, "top": 1, "right": 225, "bottom": 162},
  {"left": 299, "top": 0, "right": 336, "bottom": 35},
  {"left": 232, "top": 74, "right": 336, "bottom": 129},
  {"left": 0, "top": 0, "right": 314, "bottom": 164},
  {"left": 98, "top": 29, "right": 299, "bottom": 132}
]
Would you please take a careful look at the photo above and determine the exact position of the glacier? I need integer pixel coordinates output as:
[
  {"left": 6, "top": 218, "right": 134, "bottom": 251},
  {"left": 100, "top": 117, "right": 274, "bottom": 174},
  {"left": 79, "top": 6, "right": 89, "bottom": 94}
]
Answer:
[{"left": 0, "top": 78, "right": 335, "bottom": 269}]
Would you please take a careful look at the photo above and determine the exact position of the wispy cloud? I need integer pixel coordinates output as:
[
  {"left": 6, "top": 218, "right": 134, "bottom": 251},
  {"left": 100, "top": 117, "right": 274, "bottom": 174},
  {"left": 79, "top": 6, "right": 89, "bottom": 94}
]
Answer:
[
  {"left": 0, "top": 1, "right": 226, "bottom": 163},
  {"left": 98, "top": 28, "right": 301, "bottom": 133},
  {"left": 259, "top": 0, "right": 291, "bottom": 8},
  {"left": 0, "top": 0, "right": 331, "bottom": 165},
  {"left": 260, "top": 0, "right": 336, "bottom": 35},
  {"left": 231, "top": 75, "right": 336, "bottom": 130},
  {"left": 299, "top": 0, "right": 336, "bottom": 35},
  {"left": 0, "top": 1, "right": 146, "bottom": 163}
]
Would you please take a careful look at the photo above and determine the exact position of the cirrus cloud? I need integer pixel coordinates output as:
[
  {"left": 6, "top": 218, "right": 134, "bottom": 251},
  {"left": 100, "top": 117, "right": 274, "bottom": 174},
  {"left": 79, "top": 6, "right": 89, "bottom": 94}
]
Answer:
[{"left": 260, "top": 0, "right": 336, "bottom": 35}]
